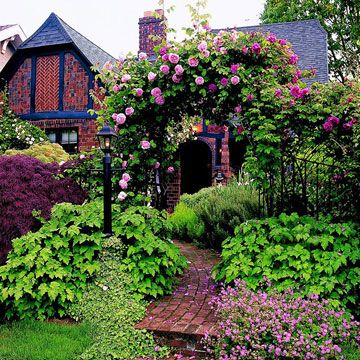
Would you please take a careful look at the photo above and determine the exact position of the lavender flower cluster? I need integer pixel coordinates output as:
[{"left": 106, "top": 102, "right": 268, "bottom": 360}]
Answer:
[{"left": 204, "top": 280, "right": 359, "bottom": 359}]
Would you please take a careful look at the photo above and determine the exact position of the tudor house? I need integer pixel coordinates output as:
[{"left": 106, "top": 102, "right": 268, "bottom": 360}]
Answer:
[
  {"left": 1, "top": 10, "right": 329, "bottom": 207},
  {"left": 0, "top": 13, "right": 114, "bottom": 152}
]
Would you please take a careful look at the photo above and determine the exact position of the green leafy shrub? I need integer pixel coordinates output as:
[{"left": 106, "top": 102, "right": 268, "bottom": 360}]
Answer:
[
  {"left": 0, "top": 201, "right": 104, "bottom": 320},
  {"left": 0, "top": 92, "right": 46, "bottom": 153},
  {"left": 167, "top": 202, "right": 205, "bottom": 241},
  {"left": 115, "top": 206, "right": 188, "bottom": 298},
  {"left": 68, "top": 236, "right": 169, "bottom": 359},
  {"left": 213, "top": 213, "right": 360, "bottom": 312},
  {"left": 173, "top": 180, "right": 259, "bottom": 249},
  {"left": 5, "top": 142, "right": 69, "bottom": 163}
]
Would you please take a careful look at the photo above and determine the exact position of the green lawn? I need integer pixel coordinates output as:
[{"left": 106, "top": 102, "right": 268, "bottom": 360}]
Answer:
[{"left": 0, "top": 320, "right": 93, "bottom": 360}]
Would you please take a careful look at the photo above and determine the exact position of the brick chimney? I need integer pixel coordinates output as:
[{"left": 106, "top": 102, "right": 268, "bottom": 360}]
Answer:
[{"left": 138, "top": 9, "right": 167, "bottom": 59}]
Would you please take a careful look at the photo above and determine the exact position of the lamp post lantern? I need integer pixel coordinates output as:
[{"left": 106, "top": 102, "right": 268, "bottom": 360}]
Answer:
[{"left": 97, "top": 125, "right": 118, "bottom": 236}]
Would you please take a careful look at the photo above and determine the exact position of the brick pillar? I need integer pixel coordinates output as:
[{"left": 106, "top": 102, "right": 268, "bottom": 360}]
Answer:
[
  {"left": 166, "top": 167, "right": 181, "bottom": 209},
  {"left": 138, "top": 9, "right": 167, "bottom": 58},
  {"left": 221, "top": 131, "right": 231, "bottom": 183}
]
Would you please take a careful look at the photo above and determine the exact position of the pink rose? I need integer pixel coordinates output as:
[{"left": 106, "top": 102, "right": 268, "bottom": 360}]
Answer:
[
  {"left": 154, "top": 161, "right": 160, "bottom": 169},
  {"left": 267, "top": 34, "right": 277, "bottom": 43},
  {"left": 155, "top": 96, "right": 165, "bottom": 105},
  {"left": 251, "top": 43, "right": 261, "bottom": 55},
  {"left": 274, "top": 89, "right": 282, "bottom": 98},
  {"left": 202, "top": 50, "right": 210, "bottom": 58},
  {"left": 323, "top": 121, "right": 333, "bottom": 133},
  {"left": 279, "top": 39, "right": 287, "bottom": 46},
  {"left": 231, "top": 76, "right": 240, "bottom": 85},
  {"left": 118, "top": 191, "right": 127, "bottom": 201},
  {"left": 220, "top": 78, "right": 228, "bottom": 86},
  {"left": 169, "top": 53, "right": 180, "bottom": 64},
  {"left": 220, "top": 47, "right": 227, "bottom": 54},
  {"left": 140, "top": 140, "right": 150, "bottom": 150},
  {"left": 148, "top": 72, "right": 157, "bottom": 81},
  {"left": 195, "top": 76, "right": 204, "bottom": 85},
  {"left": 79, "top": 154, "right": 86, "bottom": 160},
  {"left": 138, "top": 52, "right": 147, "bottom": 60},
  {"left": 247, "top": 94, "right": 254, "bottom": 102},
  {"left": 167, "top": 166, "right": 175, "bottom": 173},
  {"left": 289, "top": 54, "right": 299, "bottom": 65},
  {"left": 111, "top": 113, "right": 118, "bottom": 120},
  {"left": 175, "top": 64, "right": 184, "bottom": 75},
  {"left": 121, "top": 74, "right": 131, "bottom": 83},
  {"left": 113, "top": 84, "right": 120, "bottom": 92},
  {"left": 328, "top": 116, "right": 340, "bottom": 125},
  {"left": 151, "top": 87, "right": 162, "bottom": 97},
  {"left": 121, "top": 161, "right": 128, "bottom": 169},
  {"left": 230, "top": 64, "right": 240, "bottom": 74},
  {"left": 234, "top": 105, "right": 242, "bottom": 113},
  {"left": 135, "top": 88, "right": 143, "bottom": 97},
  {"left": 160, "top": 64, "right": 170, "bottom": 74},
  {"left": 116, "top": 113, "right": 126, "bottom": 124},
  {"left": 208, "top": 83, "right": 217, "bottom": 93},
  {"left": 122, "top": 173, "right": 131, "bottom": 182},
  {"left": 213, "top": 36, "right": 223, "bottom": 47},
  {"left": 197, "top": 41, "right": 207, "bottom": 52},
  {"left": 188, "top": 57, "right": 199, "bottom": 67},
  {"left": 129, "top": 154, "right": 134, "bottom": 160},
  {"left": 172, "top": 74, "right": 182, "bottom": 83},
  {"left": 242, "top": 46, "right": 249, "bottom": 55},
  {"left": 290, "top": 86, "right": 301, "bottom": 98},
  {"left": 161, "top": 54, "right": 169, "bottom": 62},
  {"left": 125, "top": 107, "right": 134, "bottom": 116},
  {"left": 119, "top": 179, "right": 128, "bottom": 189},
  {"left": 159, "top": 47, "right": 167, "bottom": 55}
]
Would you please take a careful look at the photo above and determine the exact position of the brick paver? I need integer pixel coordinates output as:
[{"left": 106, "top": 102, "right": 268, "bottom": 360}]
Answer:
[{"left": 136, "top": 240, "right": 220, "bottom": 337}]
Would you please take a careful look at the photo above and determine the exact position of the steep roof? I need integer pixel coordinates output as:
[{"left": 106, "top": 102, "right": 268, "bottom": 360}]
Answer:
[
  {"left": 18, "top": 13, "right": 115, "bottom": 66},
  {"left": 213, "top": 19, "right": 329, "bottom": 84}
]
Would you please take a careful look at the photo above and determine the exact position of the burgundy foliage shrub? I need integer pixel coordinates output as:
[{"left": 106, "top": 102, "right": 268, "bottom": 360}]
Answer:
[{"left": 0, "top": 155, "right": 86, "bottom": 264}]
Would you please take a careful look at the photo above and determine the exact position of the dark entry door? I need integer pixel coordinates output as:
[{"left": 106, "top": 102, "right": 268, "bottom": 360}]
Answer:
[{"left": 180, "top": 140, "right": 212, "bottom": 194}]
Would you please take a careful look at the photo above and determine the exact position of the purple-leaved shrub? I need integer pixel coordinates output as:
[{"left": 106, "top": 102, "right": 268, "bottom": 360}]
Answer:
[
  {"left": 204, "top": 280, "right": 359, "bottom": 359},
  {"left": 0, "top": 155, "right": 86, "bottom": 263}
]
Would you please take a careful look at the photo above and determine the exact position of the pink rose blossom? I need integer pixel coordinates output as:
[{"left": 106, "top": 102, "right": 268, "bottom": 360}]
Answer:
[
  {"left": 188, "top": 57, "right": 199, "bottom": 67},
  {"left": 202, "top": 50, "right": 210, "bottom": 57},
  {"left": 140, "top": 140, "right": 150, "bottom": 150},
  {"left": 118, "top": 191, "right": 127, "bottom": 201},
  {"left": 121, "top": 74, "right": 131, "bottom": 83},
  {"left": 195, "top": 76, "right": 204, "bottom": 85},
  {"left": 289, "top": 54, "right": 299, "bottom": 65},
  {"left": 167, "top": 166, "right": 175, "bottom": 173},
  {"left": 299, "top": 88, "right": 310, "bottom": 98},
  {"left": 172, "top": 74, "right": 182, "bottom": 83},
  {"left": 159, "top": 47, "right": 167, "bottom": 55},
  {"left": 208, "top": 83, "right": 218, "bottom": 93},
  {"left": 213, "top": 36, "right": 223, "bottom": 47},
  {"left": 279, "top": 39, "right": 287, "bottom": 45},
  {"left": 234, "top": 105, "right": 242, "bottom": 113},
  {"left": 323, "top": 121, "right": 334, "bottom": 132},
  {"left": 242, "top": 46, "right": 249, "bottom": 55},
  {"left": 160, "top": 64, "right": 170, "bottom": 74},
  {"left": 267, "top": 33, "right": 277, "bottom": 43},
  {"left": 154, "top": 161, "right": 160, "bottom": 169},
  {"left": 197, "top": 41, "right": 207, "bottom": 52},
  {"left": 220, "top": 47, "right": 227, "bottom": 54},
  {"left": 111, "top": 113, "right": 118, "bottom": 120},
  {"left": 168, "top": 53, "right": 180, "bottom": 64},
  {"left": 231, "top": 76, "right": 240, "bottom": 85},
  {"left": 138, "top": 52, "right": 147, "bottom": 60},
  {"left": 175, "top": 64, "right": 184, "bottom": 75},
  {"left": 328, "top": 116, "right": 340, "bottom": 125},
  {"left": 135, "top": 88, "right": 143, "bottom": 97},
  {"left": 79, "top": 154, "right": 86, "bottom": 160},
  {"left": 274, "top": 89, "right": 282, "bottom": 98},
  {"left": 119, "top": 179, "right": 128, "bottom": 189},
  {"left": 290, "top": 86, "right": 301, "bottom": 98},
  {"left": 247, "top": 94, "right": 254, "bottom": 102},
  {"left": 151, "top": 87, "right": 162, "bottom": 97},
  {"left": 116, "top": 113, "right": 126, "bottom": 125},
  {"left": 230, "top": 64, "right": 240, "bottom": 74},
  {"left": 161, "top": 54, "right": 169, "bottom": 62},
  {"left": 112, "top": 84, "right": 120, "bottom": 92},
  {"left": 122, "top": 173, "right": 131, "bottom": 182},
  {"left": 121, "top": 161, "right": 128, "bottom": 169},
  {"left": 148, "top": 72, "right": 157, "bottom": 81},
  {"left": 251, "top": 43, "right": 261, "bottom": 55},
  {"left": 125, "top": 107, "right": 134, "bottom": 116},
  {"left": 129, "top": 154, "right": 134, "bottom": 160},
  {"left": 220, "top": 78, "right": 228, "bottom": 86},
  {"left": 155, "top": 96, "right": 165, "bottom": 105}
]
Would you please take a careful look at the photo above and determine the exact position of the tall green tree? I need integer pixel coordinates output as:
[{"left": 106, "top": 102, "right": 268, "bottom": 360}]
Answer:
[{"left": 260, "top": 0, "right": 360, "bottom": 82}]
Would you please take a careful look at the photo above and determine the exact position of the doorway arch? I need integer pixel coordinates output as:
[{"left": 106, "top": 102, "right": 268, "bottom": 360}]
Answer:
[{"left": 180, "top": 140, "right": 212, "bottom": 194}]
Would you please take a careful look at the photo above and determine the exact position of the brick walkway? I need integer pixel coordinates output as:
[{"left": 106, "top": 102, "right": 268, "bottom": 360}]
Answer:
[{"left": 135, "top": 240, "right": 220, "bottom": 357}]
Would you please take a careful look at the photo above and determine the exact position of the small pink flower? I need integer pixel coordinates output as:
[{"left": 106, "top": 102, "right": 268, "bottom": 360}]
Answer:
[
  {"left": 234, "top": 105, "right": 242, "bottom": 113},
  {"left": 231, "top": 76, "right": 240, "bottom": 85},
  {"left": 328, "top": 116, "right": 340, "bottom": 125},
  {"left": 140, "top": 140, "right": 150, "bottom": 150},
  {"left": 129, "top": 154, "right": 134, "bottom": 160},
  {"left": 151, "top": 87, "right": 162, "bottom": 97},
  {"left": 247, "top": 94, "right": 254, "bottom": 102},
  {"left": 122, "top": 173, "right": 131, "bottom": 182},
  {"left": 125, "top": 107, "right": 134, "bottom": 116},
  {"left": 112, "top": 84, "right": 120, "bottom": 92},
  {"left": 220, "top": 78, "right": 228, "bottom": 86},
  {"left": 111, "top": 113, "right": 118, "bottom": 120},
  {"left": 155, "top": 96, "right": 165, "bottom": 105},
  {"left": 279, "top": 39, "right": 287, "bottom": 46},
  {"left": 169, "top": 53, "right": 180, "bottom": 64},
  {"left": 161, "top": 53, "right": 169, "bottom": 62},
  {"left": 138, "top": 52, "right": 147, "bottom": 60},
  {"left": 242, "top": 46, "right": 249, "bottom": 55},
  {"left": 118, "top": 191, "right": 127, "bottom": 201},
  {"left": 121, "top": 74, "right": 131, "bottom": 83},
  {"left": 116, "top": 113, "right": 126, "bottom": 125},
  {"left": 289, "top": 54, "right": 299, "bottom": 65},
  {"left": 154, "top": 161, "right": 160, "bottom": 169},
  {"left": 267, "top": 33, "right": 277, "bottom": 43},
  {"left": 274, "top": 89, "right": 282, "bottom": 98},
  {"left": 323, "top": 121, "right": 333, "bottom": 132},
  {"left": 160, "top": 64, "right": 170, "bottom": 74},
  {"left": 172, "top": 74, "right": 182, "bottom": 83},
  {"left": 202, "top": 50, "right": 210, "bottom": 57},
  {"left": 119, "top": 179, "right": 128, "bottom": 189},
  {"left": 175, "top": 64, "right": 184, "bottom": 75},
  {"left": 135, "top": 88, "right": 143, "bottom": 97},
  {"left": 79, "top": 154, "right": 86, "bottom": 160},
  {"left": 122, "top": 161, "right": 128, "bottom": 169},
  {"left": 290, "top": 86, "right": 301, "bottom": 98},
  {"left": 195, "top": 76, "right": 204, "bottom": 85},
  {"left": 197, "top": 41, "right": 207, "bottom": 52},
  {"left": 251, "top": 43, "right": 261, "bottom": 54},
  {"left": 148, "top": 72, "right": 157, "bottom": 81},
  {"left": 167, "top": 166, "right": 175, "bottom": 173},
  {"left": 188, "top": 57, "right": 199, "bottom": 67},
  {"left": 208, "top": 83, "right": 217, "bottom": 93},
  {"left": 159, "top": 47, "right": 167, "bottom": 55},
  {"left": 230, "top": 64, "right": 240, "bottom": 74},
  {"left": 220, "top": 47, "right": 227, "bottom": 54}
]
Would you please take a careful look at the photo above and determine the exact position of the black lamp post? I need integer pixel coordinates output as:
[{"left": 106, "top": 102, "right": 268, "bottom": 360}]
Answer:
[{"left": 97, "top": 125, "right": 118, "bottom": 236}]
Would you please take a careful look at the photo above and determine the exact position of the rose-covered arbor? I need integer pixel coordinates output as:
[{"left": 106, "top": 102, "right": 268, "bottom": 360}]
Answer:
[{"left": 92, "top": 24, "right": 359, "bottom": 213}]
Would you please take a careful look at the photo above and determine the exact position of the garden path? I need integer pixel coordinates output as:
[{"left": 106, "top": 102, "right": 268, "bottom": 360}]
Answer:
[{"left": 135, "top": 240, "right": 220, "bottom": 358}]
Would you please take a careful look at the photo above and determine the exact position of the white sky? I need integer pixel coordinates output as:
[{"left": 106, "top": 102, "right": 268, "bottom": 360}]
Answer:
[{"left": 1, "top": 0, "right": 265, "bottom": 58}]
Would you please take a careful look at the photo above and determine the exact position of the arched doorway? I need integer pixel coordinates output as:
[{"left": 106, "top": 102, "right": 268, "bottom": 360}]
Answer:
[{"left": 180, "top": 140, "right": 212, "bottom": 194}]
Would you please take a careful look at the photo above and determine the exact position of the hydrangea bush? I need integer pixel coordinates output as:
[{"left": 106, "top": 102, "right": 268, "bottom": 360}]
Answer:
[{"left": 204, "top": 280, "right": 360, "bottom": 359}]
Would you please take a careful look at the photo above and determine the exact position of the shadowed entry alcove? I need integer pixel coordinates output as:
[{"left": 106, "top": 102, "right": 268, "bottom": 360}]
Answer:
[{"left": 180, "top": 140, "right": 212, "bottom": 194}]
